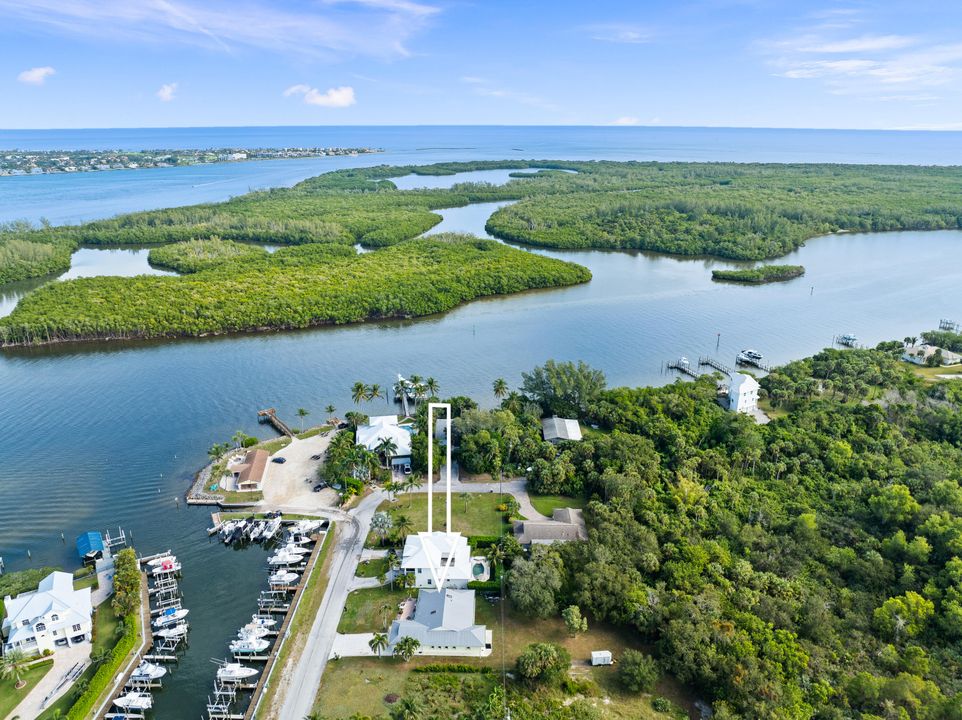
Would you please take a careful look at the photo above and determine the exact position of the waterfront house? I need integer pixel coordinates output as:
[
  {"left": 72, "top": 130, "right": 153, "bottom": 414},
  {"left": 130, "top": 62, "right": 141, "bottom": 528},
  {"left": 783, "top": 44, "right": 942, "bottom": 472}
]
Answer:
[
  {"left": 902, "top": 344, "right": 962, "bottom": 367},
  {"left": 728, "top": 373, "right": 760, "bottom": 413},
  {"left": 2, "top": 571, "right": 93, "bottom": 655},
  {"left": 356, "top": 415, "right": 413, "bottom": 469},
  {"left": 232, "top": 448, "right": 269, "bottom": 491},
  {"left": 513, "top": 507, "right": 588, "bottom": 547},
  {"left": 389, "top": 588, "right": 492, "bottom": 657},
  {"left": 541, "top": 416, "right": 583, "bottom": 443},
  {"left": 401, "top": 532, "right": 475, "bottom": 589}
]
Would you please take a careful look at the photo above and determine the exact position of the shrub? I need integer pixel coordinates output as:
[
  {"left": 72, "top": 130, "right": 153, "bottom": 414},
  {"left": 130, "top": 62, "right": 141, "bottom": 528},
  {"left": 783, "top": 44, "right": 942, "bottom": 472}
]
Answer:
[
  {"left": 241, "top": 436, "right": 259, "bottom": 448},
  {"left": 411, "top": 663, "right": 494, "bottom": 674},
  {"left": 617, "top": 649, "right": 660, "bottom": 693},
  {"left": 516, "top": 642, "right": 571, "bottom": 685}
]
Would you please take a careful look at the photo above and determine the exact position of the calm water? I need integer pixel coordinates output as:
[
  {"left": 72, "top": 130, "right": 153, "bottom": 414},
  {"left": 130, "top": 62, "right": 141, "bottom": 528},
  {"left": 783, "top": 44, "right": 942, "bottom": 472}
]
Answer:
[{"left": 3, "top": 126, "right": 962, "bottom": 718}]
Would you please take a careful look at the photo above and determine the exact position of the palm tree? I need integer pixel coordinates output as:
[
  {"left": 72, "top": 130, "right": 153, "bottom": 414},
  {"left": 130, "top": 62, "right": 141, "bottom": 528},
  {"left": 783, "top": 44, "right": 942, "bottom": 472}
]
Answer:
[
  {"left": 425, "top": 377, "right": 440, "bottom": 397},
  {"left": 231, "top": 430, "right": 246, "bottom": 447},
  {"left": 296, "top": 408, "right": 310, "bottom": 432},
  {"left": 369, "top": 631, "right": 389, "bottom": 658},
  {"left": 492, "top": 377, "right": 508, "bottom": 399},
  {"left": 393, "top": 636, "right": 421, "bottom": 662},
  {"left": 379, "top": 602, "right": 395, "bottom": 630},
  {"left": 344, "top": 411, "right": 368, "bottom": 430},
  {"left": 375, "top": 437, "right": 399, "bottom": 467},
  {"left": 459, "top": 491, "right": 470, "bottom": 513},
  {"left": 404, "top": 475, "right": 420, "bottom": 494},
  {"left": 408, "top": 375, "right": 422, "bottom": 407},
  {"left": 351, "top": 381, "right": 368, "bottom": 405},
  {"left": 389, "top": 554, "right": 401, "bottom": 589},
  {"left": 325, "top": 404, "right": 336, "bottom": 422},
  {"left": 367, "top": 383, "right": 384, "bottom": 403},
  {"left": 394, "top": 513, "right": 414, "bottom": 539},
  {"left": 488, "top": 542, "right": 506, "bottom": 572},
  {"left": 0, "top": 648, "right": 29, "bottom": 689},
  {"left": 391, "top": 695, "right": 425, "bottom": 720}
]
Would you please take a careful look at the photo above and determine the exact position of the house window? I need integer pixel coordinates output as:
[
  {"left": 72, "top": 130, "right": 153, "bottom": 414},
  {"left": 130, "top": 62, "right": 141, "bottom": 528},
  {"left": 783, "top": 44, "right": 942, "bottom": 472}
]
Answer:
[
  {"left": 35, "top": 622, "right": 46, "bottom": 632},
  {"left": 73, "top": 624, "right": 82, "bottom": 632},
  {"left": 21, "top": 619, "right": 29, "bottom": 627},
  {"left": 51, "top": 614, "right": 59, "bottom": 621}
]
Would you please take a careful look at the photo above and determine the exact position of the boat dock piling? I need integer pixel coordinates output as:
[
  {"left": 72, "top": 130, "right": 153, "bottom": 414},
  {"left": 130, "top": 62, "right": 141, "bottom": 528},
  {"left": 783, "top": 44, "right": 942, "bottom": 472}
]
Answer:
[{"left": 257, "top": 408, "right": 295, "bottom": 437}]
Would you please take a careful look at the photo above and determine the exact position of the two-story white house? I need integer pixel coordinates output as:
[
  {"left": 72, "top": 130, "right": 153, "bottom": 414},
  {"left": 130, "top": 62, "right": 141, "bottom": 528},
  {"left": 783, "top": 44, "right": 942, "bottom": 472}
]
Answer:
[
  {"left": 401, "top": 532, "right": 477, "bottom": 589},
  {"left": 2, "top": 571, "right": 93, "bottom": 655},
  {"left": 728, "top": 373, "right": 760, "bottom": 414}
]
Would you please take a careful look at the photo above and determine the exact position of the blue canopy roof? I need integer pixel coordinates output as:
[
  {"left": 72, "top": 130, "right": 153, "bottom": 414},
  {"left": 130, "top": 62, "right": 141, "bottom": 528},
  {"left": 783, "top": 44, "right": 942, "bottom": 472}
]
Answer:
[{"left": 76, "top": 531, "right": 105, "bottom": 558}]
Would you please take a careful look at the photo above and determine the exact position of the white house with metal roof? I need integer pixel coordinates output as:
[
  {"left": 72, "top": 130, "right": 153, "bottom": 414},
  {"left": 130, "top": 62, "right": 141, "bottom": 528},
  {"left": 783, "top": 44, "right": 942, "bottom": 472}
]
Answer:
[
  {"left": 401, "top": 532, "right": 475, "bottom": 589},
  {"left": 2, "top": 571, "right": 93, "bottom": 655},
  {"left": 541, "top": 416, "right": 583, "bottom": 443},
  {"left": 389, "top": 588, "right": 491, "bottom": 656},
  {"left": 728, "top": 373, "right": 760, "bottom": 414},
  {"left": 356, "top": 415, "right": 413, "bottom": 468}
]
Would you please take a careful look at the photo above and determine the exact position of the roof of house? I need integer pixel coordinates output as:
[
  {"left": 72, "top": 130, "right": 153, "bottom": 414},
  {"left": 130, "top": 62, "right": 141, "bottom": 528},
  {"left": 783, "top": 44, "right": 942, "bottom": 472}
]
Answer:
[
  {"left": 2, "top": 571, "right": 92, "bottom": 643},
  {"left": 235, "top": 449, "right": 268, "bottom": 487},
  {"left": 356, "top": 415, "right": 412, "bottom": 457},
  {"left": 75, "top": 532, "right": 105, "bottom": 558},
  {"left": 551, "top": 507, "right": 584, "bottom": 525},
  {"left": 729, "top": 373, "right": 760, "bottom": 394},
  {"left": 512, "top": 510, "right": 588, "bottom": 545},
  {"left": 390, "top": 589, "right": 486, "bottom": 648},
  {"left": 904, "top": 344, "right": 962, "bottom": 362},
  {"left": 401, "top": 532, "right": 473, "bottom": 582},
  {"left": 541, "top": 416, "right": 583, "bottom": 442}
]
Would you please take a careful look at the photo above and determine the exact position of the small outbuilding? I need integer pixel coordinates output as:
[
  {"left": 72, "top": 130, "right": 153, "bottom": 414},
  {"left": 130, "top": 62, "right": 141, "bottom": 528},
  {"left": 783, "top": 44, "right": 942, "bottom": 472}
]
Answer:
[
  {"left": 591, "top": 650, "right": 613, "bottom": 666},
  {"left": 541, "top": 417, "right": 583, "bottom": 444}
]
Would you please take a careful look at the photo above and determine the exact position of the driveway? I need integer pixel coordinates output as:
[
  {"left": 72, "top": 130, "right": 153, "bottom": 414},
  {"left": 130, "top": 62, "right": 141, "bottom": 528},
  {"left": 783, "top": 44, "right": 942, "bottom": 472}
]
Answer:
[
  {"left": 6, "top": 641, "right": 91, "bottom": 720},
  {"left": 261, "top": 433, "right": 340, "bottom": 512},
  {"left": 331, "top": 632, "right": 384, "bottom": 658},
  {"left": 276, "top": 489, "right": 386, "bottom": 720}
]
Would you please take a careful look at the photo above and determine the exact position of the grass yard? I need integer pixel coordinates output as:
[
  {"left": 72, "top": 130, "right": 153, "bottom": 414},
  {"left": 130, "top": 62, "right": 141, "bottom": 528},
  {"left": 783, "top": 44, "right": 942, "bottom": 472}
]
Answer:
[
  {"left": 73, "top": 572, "right": 99, "bottom": 592},
  {"left": 220, "top": 490, "right": 263, "bottom": 505},
  {"left": 528, "top": 494, "right": 587, "bottom": 517},
  {"left": 296, "top": 424, "right": 333, "bottom": 440},
  {"left": 257, "top": 436, "right": 293, "bottom": 455},
  {"left": 356, "top": 556, "right": 391, "bottom": 579},
  {"left": 366, "top": 492, "right": 508, "bottom": 547},
  {"left": 338, "top": 586, "right": 413, "bottom": 634},
  {"left": 256, "top": 526, "right": 335, "bottom": 719},
  {"left": 910, "top": 362, "right": 962, "bottom": 382},
  {"left": 0, "top": 659, "right": 54, "bottom": 719}
]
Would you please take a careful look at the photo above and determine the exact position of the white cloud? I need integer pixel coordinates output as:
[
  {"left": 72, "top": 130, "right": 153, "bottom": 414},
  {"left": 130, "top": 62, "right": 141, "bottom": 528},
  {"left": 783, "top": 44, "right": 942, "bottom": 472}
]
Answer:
[
  {"left": 284, "top": 84, "right": 356, "bottom": 108},
  {"left": 156, "top": 82, "right": 178, "bottom": 102},
  {"left": 800, "top": 35, "right": 916, "bottom": 53},
  {"left": 610, "top": 116, "right": 640, "bottom": 126},
  {"left": 584, "top": 22, "right": 650, "bottom": 44},
  {"left": 17, "top": 66, "right": 55, "bottom": 85},
  {"left": 0, "top": 0, "right": 438, "bottom": 60},
  {"left": 459, "top": 76, "right": 558, "bottom": 111}
]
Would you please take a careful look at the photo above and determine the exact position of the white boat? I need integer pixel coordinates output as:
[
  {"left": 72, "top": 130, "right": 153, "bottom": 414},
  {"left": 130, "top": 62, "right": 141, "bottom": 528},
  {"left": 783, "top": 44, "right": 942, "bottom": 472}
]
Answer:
[
  {"left": 261, "top": 517, "right": 283, "bottom": 541},
  {"left": 151, "top": 559, "right": 181, "bottom": 575},
  {"left": 154, "top": 621, "right": 189, "bottom": 639},
  {"left": 286, "top": 534, "right": 312, "bottom": 546},
  {"left": 249, "top": 614, "right": 277, "bottom": 628},
  {"left": 219, "top": 520, "right": 238, "bottom": 537},
  {"left": 736, "top": 349, "right": 764, "bottom": 364},
  {"left": 839, "top": 333, "right": 858, "bottom": 346},
  {"left": 269, "top": 570, "right": 299, "bottom": 586},
  {"left": 229, "top": 636, "right": 269, "bottom": 654},
  {"left": 152, "top": 607, "right": 189, "bottom": 628},
  {"left": 279, "top": 543, "right": 309, "bottom": 555},
  {"left": 237, "top": 624, "right": 271, "bottom": 639},
  {"left": 294, "top": 519, "right": 323, "bottom": 534},
  {"left": 217, "top": 662, "right": 259, "bottom": 682},
  {"left": 146, "top": 555, "right": 176, "bottom": 567},
  {"left": 130, "top": 660, "right": 167, "bottom": 681},
  {"left": 114, "top": 691, "right": 153, "bottom": 710},
  {"left": 268, "top": 549, "right": 304, "bottom": 566}
]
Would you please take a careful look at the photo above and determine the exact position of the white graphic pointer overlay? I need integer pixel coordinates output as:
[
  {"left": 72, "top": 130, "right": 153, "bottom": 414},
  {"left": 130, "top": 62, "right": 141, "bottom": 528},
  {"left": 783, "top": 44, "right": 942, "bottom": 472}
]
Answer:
[{"left": 423, "top": 402, "right": 456, "bottom": 588}]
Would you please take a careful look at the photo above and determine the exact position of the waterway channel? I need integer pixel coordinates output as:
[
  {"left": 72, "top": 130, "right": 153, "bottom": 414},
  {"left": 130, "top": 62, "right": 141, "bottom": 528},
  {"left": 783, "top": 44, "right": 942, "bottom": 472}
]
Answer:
[{"left": 3, "top": 169, "right": 962, "bottom": 719}]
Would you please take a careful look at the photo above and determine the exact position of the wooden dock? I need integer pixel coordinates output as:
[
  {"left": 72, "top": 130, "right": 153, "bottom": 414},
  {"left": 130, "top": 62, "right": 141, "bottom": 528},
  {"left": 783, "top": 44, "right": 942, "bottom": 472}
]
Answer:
[
  {"left": 257, "top": 408, "right": 294, "bottom": 437},
  {"left": 667, "top": 359, "right": 699, "bottom": 379},
  {"left": 698, "top": 356, "right": 733, "bottom": 376}
]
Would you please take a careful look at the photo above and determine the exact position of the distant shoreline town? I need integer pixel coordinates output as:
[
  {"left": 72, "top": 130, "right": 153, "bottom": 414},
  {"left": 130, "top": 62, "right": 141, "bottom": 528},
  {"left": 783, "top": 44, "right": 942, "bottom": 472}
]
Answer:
[{"left": 0, "top": 146, "right": 382, "bottom": 176}]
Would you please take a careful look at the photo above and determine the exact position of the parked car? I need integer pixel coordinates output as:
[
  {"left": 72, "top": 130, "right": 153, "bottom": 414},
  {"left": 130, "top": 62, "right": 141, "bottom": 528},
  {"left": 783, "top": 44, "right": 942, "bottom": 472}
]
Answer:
[
  {"left": 271, "top": 457, "right": 286, "bottom": 464},
  {"left": 312, "top": 484, "right": 324, "bottom": 492},
  {"left": 310, "top": 454, "right": 322, "bottom": 460},
  {"left": 403, "top": 463, "right": 412, "bottom": 475}
]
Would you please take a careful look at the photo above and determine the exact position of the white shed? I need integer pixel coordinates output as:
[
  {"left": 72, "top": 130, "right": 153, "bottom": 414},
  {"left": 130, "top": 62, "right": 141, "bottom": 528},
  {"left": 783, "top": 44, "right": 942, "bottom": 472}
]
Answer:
[{"left": 591, "top": 650, "right": 613, "bottom": 666}]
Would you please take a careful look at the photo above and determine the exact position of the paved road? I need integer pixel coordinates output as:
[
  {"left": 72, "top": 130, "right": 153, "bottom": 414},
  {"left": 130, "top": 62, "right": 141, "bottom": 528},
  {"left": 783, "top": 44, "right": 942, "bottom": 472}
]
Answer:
[{"left": 276, "top": 489, "right": 385, "bottom": 720}]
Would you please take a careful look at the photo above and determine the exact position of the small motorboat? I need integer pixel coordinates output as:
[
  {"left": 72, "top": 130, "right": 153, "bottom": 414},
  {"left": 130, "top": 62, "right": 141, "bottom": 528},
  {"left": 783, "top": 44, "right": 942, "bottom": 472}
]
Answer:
[
  {"left": 279, "top": 544, "right": 309, "bottom": 556},
  {"left": 261, "top": 516, "right": 283, "bottom": 541},
  {"left": 152, "top": 607, "right": 189, "bottom": 628},
  {"left": 151, "top": 559, "right": 181, "bottom": 575},
  {"left": 114, "top": 691, "right": 153, "bottom": 710},
  {"left": 268, "top": 549, "right": 303, "bottom": 566},
  {"left": 249, "top": 614, "right": 277, "bottom": 628},
  {"left": 269, "top": 570, "right": 299, "bottom": 586},
  {"left": 146, "top": 555, "right": 176, "bottom": 567},
  {"left": 217, "top": 662, "right": 259, "bottom": 682},
  {"left": 736, "top": 349, "right": 764, "bottom": 364},
  {"left": 839, "top": 333, "right": 858, "bottom": 346},
  {"left": 237, "top": 624, "right": 271, "bottom": 639},
  {"left": 155, "top": 621, "right": 189, "bottom": 640},
  {"left": 285, "top": 534, "right": 312, "bottom": 546},
  {"left": 130, "top": 660, "right": 167, "bottom": 681},
  {"left": 229, "top": 636, "right": 269, "bottom": 654}
]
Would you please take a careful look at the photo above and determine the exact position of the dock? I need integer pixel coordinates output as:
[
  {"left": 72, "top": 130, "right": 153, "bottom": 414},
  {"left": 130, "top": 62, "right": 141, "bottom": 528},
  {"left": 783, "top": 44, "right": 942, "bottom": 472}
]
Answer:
[
  {"left": 698, "top": 356, "right": 733, "bottom": 376},
  {"left": 736, "top": 357, "right": 773, "bottom": 372},
  {"left": 257, "top": 408, "right": 294, "bottom": 437},
  {"left": 667, "top": 358, "right": 699, "bottom": 379}
]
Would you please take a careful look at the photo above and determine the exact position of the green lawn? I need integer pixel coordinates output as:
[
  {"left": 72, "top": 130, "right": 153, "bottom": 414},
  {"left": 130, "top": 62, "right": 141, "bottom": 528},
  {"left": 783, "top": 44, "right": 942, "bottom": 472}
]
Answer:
[
  {"left": 356, "top": 556, "right": 390, "bottom": 579},
  {"left": 0, "top": 659, "right": 53, "bottom": 719},
  {"left": 338, "top": 586, "right": 413, "bottom": 634},
  {"left": 910, "top": 362, "right": 962, "bottom": 382},
  {"left": 367, "top": 492, "right": 508, "bottom": 547},
  {"left": 315, "top": 600, "right": 687, "bottom": 719},
  {"left": 257, "top": 437, "right": 293, "bottom": 455},
  {"left": 528, "top": 494, "right": 587, "bottom": 517},
  {"left": 296, "top": 424, "right": 333, "bottom": 440},
  {"left": 220, "top": 490, "right": 263, "bottom": 505},
  {"left": 73, "top": 572, "right": 99, "bottom": 591}
]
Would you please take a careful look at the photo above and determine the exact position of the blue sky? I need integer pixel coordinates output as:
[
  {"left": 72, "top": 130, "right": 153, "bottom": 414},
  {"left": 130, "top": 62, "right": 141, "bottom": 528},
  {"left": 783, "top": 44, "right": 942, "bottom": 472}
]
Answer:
[{"left": 2, "top": 0, "right": 962, "bottom": 129}]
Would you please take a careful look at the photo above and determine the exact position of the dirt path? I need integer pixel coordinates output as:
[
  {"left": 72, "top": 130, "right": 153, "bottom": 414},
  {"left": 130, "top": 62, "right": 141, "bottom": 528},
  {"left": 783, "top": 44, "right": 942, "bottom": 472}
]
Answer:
[{"left": 261, "top": 433, "right": 340, "bottom": 512}]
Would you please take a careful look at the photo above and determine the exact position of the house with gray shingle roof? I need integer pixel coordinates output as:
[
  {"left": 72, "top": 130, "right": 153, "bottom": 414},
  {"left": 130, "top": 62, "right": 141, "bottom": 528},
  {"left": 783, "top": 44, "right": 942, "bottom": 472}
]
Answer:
[
  {"left": 513, "top": 508, "right": 588, "bottom": 546},
  {"left": 389, "top": 588, "right": 492, "bottom": 657}
]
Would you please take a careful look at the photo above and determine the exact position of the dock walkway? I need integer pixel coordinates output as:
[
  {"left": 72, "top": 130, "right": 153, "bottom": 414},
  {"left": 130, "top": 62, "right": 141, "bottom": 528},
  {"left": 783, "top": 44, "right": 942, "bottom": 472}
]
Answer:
[{"left": 258, "top": 408, "right": 295, "bottom": 438}]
